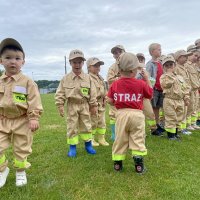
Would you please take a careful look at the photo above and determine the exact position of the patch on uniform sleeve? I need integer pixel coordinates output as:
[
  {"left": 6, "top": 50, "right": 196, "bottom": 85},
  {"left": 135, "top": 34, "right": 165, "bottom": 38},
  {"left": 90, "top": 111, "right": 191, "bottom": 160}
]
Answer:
[{"left": 80, "top": 88, "right": 89, "bottom": 95}]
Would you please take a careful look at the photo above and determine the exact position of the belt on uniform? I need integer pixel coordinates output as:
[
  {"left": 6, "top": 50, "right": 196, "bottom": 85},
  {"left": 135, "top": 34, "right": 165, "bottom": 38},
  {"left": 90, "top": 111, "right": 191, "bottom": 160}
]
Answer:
[
  {"left": 0, "top": 113, "right": 27, "bottom": 119},
  {"left": 164, "top": 95, "right": 183, "bottom": 100},
  {"left": 68, "top": 98, "right": 88, "bottom": 104}
]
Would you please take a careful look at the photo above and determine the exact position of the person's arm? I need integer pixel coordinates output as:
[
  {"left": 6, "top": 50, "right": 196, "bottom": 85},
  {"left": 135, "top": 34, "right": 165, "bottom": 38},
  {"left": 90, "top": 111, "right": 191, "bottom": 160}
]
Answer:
[
  {"left": 89, "top": 77, "right": 98, "bottom": 115},
  {"left": 107, "top": 84, "right": 115, "bottom": 105},
  {"left": 27, "top": 80, "right": 43, "bottom": 132},
  {"left": 160, "top": 72, "right": 175, "bottom": 89},
  {"left": 55, "top": 78, "right": 66, "bottom": 117}
]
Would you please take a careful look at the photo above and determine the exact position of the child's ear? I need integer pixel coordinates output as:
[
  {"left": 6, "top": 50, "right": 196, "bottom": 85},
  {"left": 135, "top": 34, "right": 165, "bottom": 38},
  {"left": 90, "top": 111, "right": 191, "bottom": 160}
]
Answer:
[
  {"left": 22, "top": 59, "right": 25, "bottom": 65},
  {"left": 0, "top": 58, "right": 2, "bottom": 65}
]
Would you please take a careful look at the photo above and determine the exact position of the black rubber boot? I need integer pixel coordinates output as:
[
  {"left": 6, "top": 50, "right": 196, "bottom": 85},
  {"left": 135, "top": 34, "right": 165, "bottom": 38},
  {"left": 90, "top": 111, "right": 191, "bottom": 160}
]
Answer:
[
  {"left": 133, "top": 156, "right": 146, "bottom": 174},
  {"left": 151, "top": 129, "right": 164, "bottom": 136},
  {"left": 114, "top": 161, "right": 123, "bottom": 171},
  {"left": 167, "top": 132, "right": 177, "bottom": 140},
  {"left": 175, "top": 128, "right": 181, "bottom": 139}
]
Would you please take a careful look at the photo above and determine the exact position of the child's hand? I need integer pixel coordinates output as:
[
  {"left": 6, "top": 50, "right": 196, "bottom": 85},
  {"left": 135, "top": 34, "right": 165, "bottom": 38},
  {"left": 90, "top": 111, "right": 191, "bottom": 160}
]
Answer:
[
  {"left": 58, "top": 106, "right": 64, "bottom": 117},
  {"left": 141, "top": 69, "right": 149, "bottom": 81},
  {"left": 29, "top": 119, "right": 39, "bottom": 132},
  {"left": 90, "top": 106, "right": 97, "bottom": 115}
]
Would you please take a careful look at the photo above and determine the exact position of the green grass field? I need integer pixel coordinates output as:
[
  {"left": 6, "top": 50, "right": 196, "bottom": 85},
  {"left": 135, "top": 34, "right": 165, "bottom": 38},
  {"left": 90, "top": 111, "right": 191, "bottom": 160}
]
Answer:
[{"left": 1, "top": 94, "right": 200, "bottom": 200}]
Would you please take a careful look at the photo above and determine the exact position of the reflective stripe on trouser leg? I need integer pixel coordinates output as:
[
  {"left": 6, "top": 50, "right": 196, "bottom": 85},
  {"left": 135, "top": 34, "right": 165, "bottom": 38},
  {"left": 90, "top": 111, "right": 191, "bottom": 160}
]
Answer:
[
  {"left": 165, "top": 128, "right": 176, "bottom": 134},
  {"left": 110, "top": 118, "right": 115, "bottom": 125},
  {"left": 92, "top": 129, "right": 97, "bottom": 135},
  {"left": 147, "top": 119, "right": 156, "bottom": 129},
  {"left": 79, "top": 133, "right": 92, "bottom": 141},
  {"left": 67, "top": 135, "right": 79, "bottom": 145},
  {"left": 96, "top": 128, "right": 106, "bottom": 135},
  {"left": 191, "top": 115, "right": 197, "bottom": 124},
  {"left": 112, "top": 154, "right": 126, "bottom": 161},
  {"left": 14, "top": 158, "right": 31, "bottom": 169},
  {"left": 0, "top": 155, "right": 6, "bottom": 165},
  {"left": 132, "top": 150, "right": 147, "bottom": 156},
  {"left": 186, "top": 116, "right": 191, "bottom": 125}
]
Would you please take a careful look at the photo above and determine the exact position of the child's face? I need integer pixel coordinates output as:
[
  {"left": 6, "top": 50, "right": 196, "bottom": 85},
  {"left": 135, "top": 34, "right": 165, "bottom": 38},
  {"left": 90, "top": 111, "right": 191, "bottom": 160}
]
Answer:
[
  {"left": 177, "top": 55, "right": 187, "bottom": 65},
  {"left": 152, "top": 45, "right": 161, "bottom": 58},
  {"left": 137, "top": 56, "right": 145, "bottom": 63},
  {"left": 70, "top": 57, "right": 84, "bottom": 74},
  {"left": 0, "top": 49, "right": 25, "bottom": 76},
  {"left": 89, "top": 64, "right": 100, "bottom": 75},
  {"left": 113, "top": 49, "right": 122, "bottom": 60},
  {"left": 188, "top": 53, "right": 198, "bottom": 63},
  {"left": 164, "top": 62, "right": 175, "bottom": 73}
]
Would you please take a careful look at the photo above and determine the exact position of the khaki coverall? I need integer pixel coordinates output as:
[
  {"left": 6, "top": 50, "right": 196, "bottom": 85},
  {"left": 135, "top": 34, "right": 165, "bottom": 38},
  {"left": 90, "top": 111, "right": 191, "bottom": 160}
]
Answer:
[
  {"left": 185, "top": 61, "right": 200, "bottom": 124},
  {"left": 0, "top": 72, "right": 43, "bottom": 171},
  {"left": 55, "top": 71, "right": 97, "bottom": 145},
  {"left": 160, "top": 72, "right": 189, "bottom": 134},
  {"left": 175, "top": 63, "right": 191, "bottom": 129},
  {"left": 89, "top": 73, "right": 106, "bottom": 135}
]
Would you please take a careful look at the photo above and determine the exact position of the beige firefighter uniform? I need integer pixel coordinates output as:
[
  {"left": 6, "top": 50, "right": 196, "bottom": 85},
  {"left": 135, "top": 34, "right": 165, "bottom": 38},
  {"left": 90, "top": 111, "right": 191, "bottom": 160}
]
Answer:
[
  {"left": 55, "top": 71, "right": 97, "bottom": 145},
  {"left": 175, "top": 63, "right": 191, "bottom": 129},
  {"left": 0, "top": 72, "right": 43, "bottom": 172},
  {"left": 160, "top": 72, "right": 189, "bottom": 134},
  {"left": 185, "top": 61, "right": 200, "bottom": 125},
  {"left": 89, "top": 73, "right": 109, "bottom": 146},
  {"left": 112, "top": 109, "right": 147, "bottom": 160},
  {"left": 197, "top": 64, "right": 200, "bottom": 120}
]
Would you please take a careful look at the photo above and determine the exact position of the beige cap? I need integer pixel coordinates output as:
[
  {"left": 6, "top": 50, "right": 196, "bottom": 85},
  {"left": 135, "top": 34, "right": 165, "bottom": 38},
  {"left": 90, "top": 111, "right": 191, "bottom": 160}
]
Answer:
[
  {"left": 187, "top": 44, "right": 196, "bottom": 53},
  {"left": 158, "top": 55, "right": 166, "bottom": 62},
  {"left": 69, "top": 49, "right": 86, "bottom": 61},
  {"left": 174, "top": 50, "right": 192, "bottom": 60},
  {"left": 111, "top": 45, "right": 125, "bottom": 54},
  {"left": 86, "top": 57, "right": 104, "bottom": 68},
  {"left": 136, "top": 53, "right": 145, "bottom": 59},
  {"left": 118, "top": 52, "right": 140, "bottom": 71},
  {"left": 162, "top": 55, "right": 175, "bottom": 66},
  {"left": 0, "top": 38, "right": 24, "bottom": 56},
  {"left": 195, "top": 39, "right": 200, "bottom": 46}
]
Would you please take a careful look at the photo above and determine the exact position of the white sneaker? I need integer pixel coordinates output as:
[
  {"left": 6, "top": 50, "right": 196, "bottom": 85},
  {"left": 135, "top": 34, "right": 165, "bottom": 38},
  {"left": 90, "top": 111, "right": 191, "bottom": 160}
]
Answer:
[
  {"left": 0, "top": 167, "right": 9, "bottom": 188},
  {"left": 192, "top": 124, "right": 200, "bottom": 130},
  {"left": 187, "top": 125, "right": 195, "bottom": 131},
  {"left": 181, "top": 129, "right": 191, "bottom": 135},
  {"left": 16, "top": 171, "right": 27, "bottom": 187}
]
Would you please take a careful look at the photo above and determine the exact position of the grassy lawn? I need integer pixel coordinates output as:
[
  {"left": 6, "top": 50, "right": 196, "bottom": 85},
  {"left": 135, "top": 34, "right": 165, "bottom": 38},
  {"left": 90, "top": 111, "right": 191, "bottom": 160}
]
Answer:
[{"left": 1, "top": 94, "right": 200, "bottom": 200}]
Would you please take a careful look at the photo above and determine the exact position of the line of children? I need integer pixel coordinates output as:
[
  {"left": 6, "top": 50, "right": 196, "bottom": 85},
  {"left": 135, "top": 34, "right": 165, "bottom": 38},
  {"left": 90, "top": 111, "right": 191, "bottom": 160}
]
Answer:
[{"left": 0, "top": 38, "right": 43, "bottom": 187}]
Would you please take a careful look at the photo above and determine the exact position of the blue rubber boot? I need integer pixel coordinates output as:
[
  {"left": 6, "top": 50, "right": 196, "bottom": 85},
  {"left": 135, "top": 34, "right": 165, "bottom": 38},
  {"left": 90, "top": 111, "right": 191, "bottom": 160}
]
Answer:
[
  {"left": 67, "top": 145, "right": 77, "bottom": 157},
  {"left": 111, "top": 124, "right": 115, "bottom": 141},
  {"left": 85, "top": 141, "right": 96, "bottom": 155}
]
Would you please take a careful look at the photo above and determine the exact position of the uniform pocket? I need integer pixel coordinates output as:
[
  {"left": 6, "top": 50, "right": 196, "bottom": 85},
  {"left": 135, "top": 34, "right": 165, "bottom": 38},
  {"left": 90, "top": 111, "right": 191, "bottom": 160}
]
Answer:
[
  {"left": 80, "top": 82, "right": 90, "bottom": 98},
  {"left": 63, "top": 84, "right": 75, "bottom": 98}
]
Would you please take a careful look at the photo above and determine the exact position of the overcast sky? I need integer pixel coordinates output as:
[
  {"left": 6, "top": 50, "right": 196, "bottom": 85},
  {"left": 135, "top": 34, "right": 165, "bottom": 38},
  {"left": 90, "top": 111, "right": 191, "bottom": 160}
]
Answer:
[{"left": 0, "top": 0, "right": 199, "bottom": 80}]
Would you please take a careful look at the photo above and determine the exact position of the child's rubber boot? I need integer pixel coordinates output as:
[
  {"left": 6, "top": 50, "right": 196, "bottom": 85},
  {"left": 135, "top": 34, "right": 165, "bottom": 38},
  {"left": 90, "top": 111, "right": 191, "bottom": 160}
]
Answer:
[
  {"left": 98, "top": 135, "right": 109, "bottom": 146},
  {"left": 85, "top": 141, "right": 96, "bottom": 155},
  {"left": 133, "top": 156, "right": 146, "bottom": 174},
  {"left": 110, "top": 124, "right": 115, "bottom": 141},
  {"left": 114, "top": 160, "right": 123, "bottom": 171},
  {"left": 67, "top": 145, "right": 77, "bottom": 157},
  {"left": 175, "top": 128, "right": 181, "bottom": 139}
]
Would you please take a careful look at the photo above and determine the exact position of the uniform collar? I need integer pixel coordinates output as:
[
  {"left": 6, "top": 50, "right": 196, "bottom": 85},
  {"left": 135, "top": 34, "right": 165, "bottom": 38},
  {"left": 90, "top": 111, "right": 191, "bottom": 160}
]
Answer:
[
  {"left": 71, "top": 71, "right": 85, "bottom": 80},
  {"left": 0, "top": 71, "right": 23, "bottom": 81}
]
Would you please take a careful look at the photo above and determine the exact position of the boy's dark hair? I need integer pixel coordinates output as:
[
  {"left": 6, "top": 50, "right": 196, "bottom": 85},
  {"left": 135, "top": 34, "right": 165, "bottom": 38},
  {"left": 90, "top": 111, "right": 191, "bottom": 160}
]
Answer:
[{"left": 0, "top": 45, "right": 25, "bottom": 58}]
